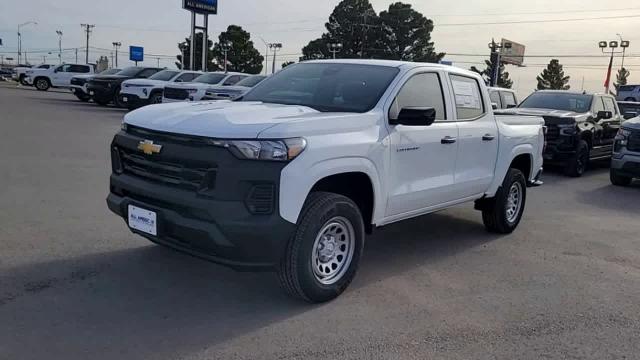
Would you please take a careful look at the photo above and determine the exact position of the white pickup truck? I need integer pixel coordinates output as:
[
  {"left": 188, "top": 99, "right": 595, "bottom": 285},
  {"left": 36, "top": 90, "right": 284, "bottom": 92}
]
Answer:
[
  {"left": 26, "top": 63, "right": 94, "bottom": 91},
  {"left": 107, "top": 60, "right": 544, "bottom": 302}
]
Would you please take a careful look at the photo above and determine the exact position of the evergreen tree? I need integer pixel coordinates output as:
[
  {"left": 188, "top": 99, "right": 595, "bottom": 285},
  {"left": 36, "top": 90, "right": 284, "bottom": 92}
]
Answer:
[
  {"left": 281, "top": 61, "right": 295, "bottom": 68},
  {"left": 378, "top": 2, "right": 444, "bottom": 62},
  {"left": 302, "top": 0, "right": 381, "bottom": 59},
  {"left": 537, "top": 59, "right": 570, "bottom": 90},
  {"left": 211, "top": 25, "right": 264, "bottom": 74},
  {"left": 175, "top": 33, "right": 217, "bottom": 71},
  {"left": 470, "top": 59, "right": 513, "bottom": 88},
  {"left": 615, "top": 67, "right": 631, "bottom": 94}
]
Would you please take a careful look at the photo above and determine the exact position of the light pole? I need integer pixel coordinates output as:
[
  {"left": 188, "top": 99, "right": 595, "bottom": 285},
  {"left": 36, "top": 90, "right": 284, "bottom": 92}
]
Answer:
[
  {"left": 220, "top": 41, "right": 232, "bottom": 73},
  {"left": 616, "top": 34, "right": 630, "bottom": 70},
  {"left": 599, "top": 40, "right": 625, "bottom": 94},
  {"left": 81, "top": 24, "right": 95, "bottom": 64},
  {"left": 327, "top": 43, "right": 343, "bottom": 59},
  {"left": 18, "top": 21, "right": 37, "bottom": 65},
  {"left": 56, "top": 30, "right": 63, "bottom": 64},
  {"left": 259, "top": 37, "right": 269, "bottom": 75},
  {"left": 112, "top": 42, "right": 121, "bottom": 68},
  {"left": 268, "top": 43, "right": 282, "bottom": 75}
]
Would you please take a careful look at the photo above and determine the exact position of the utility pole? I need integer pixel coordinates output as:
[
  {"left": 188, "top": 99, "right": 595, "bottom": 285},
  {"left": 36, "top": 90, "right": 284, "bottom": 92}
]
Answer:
[
  {"left": 616, "top": 34, "right": 631, "bottom": 70},
  {"left": 220, "top": 41, "right": 232, "bottom": 73},
  {"left": 487, "top": 38, "right": 511, "bottom": 87},
  {"left": 328, "top": 43, "right": 343, "bottom": 59},
  {"left": 157, "top": 57, "right": 161, "bottom": 67},
  {"left": 56, "top": 30, "right": 63, "bottom": 64},
  {"left": 269, "top": 43, "right": 282, "bottom": 74},
  {"left": 81, "top": 24, "right": 95, "bottom": 64},
  {"left": 75, "top": 48, "right": 78, "bottom": 63},
  {"left": 112, "top": 42, "right": 121, "bottom": 68},
  {"left": 259, "top": 37, "right": 269, "bottom": 75}
]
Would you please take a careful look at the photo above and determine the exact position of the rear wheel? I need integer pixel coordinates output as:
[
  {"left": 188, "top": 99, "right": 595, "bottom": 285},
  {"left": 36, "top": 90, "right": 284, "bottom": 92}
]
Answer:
[
  {"left": 278, "top": 192, "right": 365, "bottom": 303},
  {"left": 565, "top": 140, "right": 589, "bottom": 177},
  {"left": 610, "top": 169, "right": 632, "bottom": 186},
  {"left": 35, "top": 78, "right": 50, "bottom": 91},
  {"left": 150, "top": 91, "right": 163, "bottom": 104},
  {"left": 482, "top": 169, "right": 527, "bottom": 234}
]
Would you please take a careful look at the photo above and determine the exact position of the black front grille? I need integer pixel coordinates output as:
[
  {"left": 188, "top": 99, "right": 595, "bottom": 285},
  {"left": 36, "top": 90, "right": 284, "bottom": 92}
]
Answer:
[
  {"left": 628, "top": 130, "right": 640, "bottom": 152},
  {"left": 545, "top": 125, "right": 559, "bottom": 141},
  {"left": 164, "top": 87, "right": 190, "bottom": 100},
  {"left": 89, "top": 80, "right": 113, "bottom": 89},
  {"left": 245, "top": 184, "right": 275, "bottom": 214},
  {"left": 116, "top": 147, "right": 217, "bottom": 192},
  {"left": 71, "top": 78, "right": 86, "bottom": 86}
]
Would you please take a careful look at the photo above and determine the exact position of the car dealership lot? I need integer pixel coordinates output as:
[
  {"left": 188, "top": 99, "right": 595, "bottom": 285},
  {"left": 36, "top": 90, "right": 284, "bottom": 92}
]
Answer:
[{"left": 1, "top": 84, "right": 639, "bottom": 359}]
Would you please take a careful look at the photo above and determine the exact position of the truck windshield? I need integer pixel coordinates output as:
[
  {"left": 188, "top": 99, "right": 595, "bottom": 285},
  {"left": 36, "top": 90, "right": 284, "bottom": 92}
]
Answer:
[
  {"left": 519, "top": 92, "right": 593, "bottom": 113},
  {"left": 235, "top": 75, "right": 267, "bottom": 87},
  {"left": 194, "top": 73, "right": 226, "bottom": 84},
  {"left": 241, "top": 63, "right": 399, "bottom": 113},
  {"left": 149, "top": 70, "right": 179, "bottom": 81},
  {"left": 117, "top": 67, "right": 143, "bottom": 77},
  {"left": 100, "top": 68, "right": 121, "bottom": 75}
]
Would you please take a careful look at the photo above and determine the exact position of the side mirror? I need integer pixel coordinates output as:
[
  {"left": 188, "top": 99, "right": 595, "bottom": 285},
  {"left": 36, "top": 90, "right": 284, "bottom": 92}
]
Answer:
[
  {"left": 491, "top": 102, "right": 499, "bottom": 110},
  {"left": 390, "top": 107, "right": 436, "bottom": 126},
  {"left": 506, "top": 104, "right": 517, "bottom": 109},
  {"left": 597, "top": 110, "right": 613, "bottom": 120},
  {"left": 175, "top": 79, "right": 184, "bottom": 83}
]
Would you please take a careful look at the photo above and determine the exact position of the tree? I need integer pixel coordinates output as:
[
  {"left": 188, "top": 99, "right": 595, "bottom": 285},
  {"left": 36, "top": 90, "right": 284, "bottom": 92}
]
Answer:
[
  {"left": 211, "top": 25, "right": 264, "bottom": 74},
  {"left": 175, "top": 33, "right": 217, "bottom": 71},
  {"left": 302, "top": 0, "right": 381, "bottom": 60},
  {"left": 281, "top": 61, "right": 295, "bottom": 68},
  {"left": 615, "top": 67, "right": 631, "bottom": 94},
  {"left": 470, "top": 59, "right": 513, "bottom": 88},
  {"left": 537, "top": 59, "right": 570, "bottom": 90},
  {"left": 378, "top": 2, "right": 444, "bottom": 63}
]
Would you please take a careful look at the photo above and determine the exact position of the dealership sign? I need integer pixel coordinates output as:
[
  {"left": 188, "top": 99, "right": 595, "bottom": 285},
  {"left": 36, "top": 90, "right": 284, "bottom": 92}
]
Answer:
[
  {"left": 183, "top": 0, "right": 217, "bottom": 14},
  {"left": 129, "top": 46, "right": 144, "bottom": 62}
]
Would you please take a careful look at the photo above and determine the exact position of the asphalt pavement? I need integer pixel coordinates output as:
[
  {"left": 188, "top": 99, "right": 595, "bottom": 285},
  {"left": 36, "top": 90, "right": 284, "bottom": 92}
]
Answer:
[{"left": 1, "top": 83, "right": 639, "bottom": 360}]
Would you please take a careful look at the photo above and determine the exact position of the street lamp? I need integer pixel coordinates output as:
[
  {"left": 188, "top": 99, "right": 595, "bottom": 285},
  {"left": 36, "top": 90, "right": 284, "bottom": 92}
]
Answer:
[
  {"left": 268, "top": 43, "right": 282, "bottom": 75},
  {"left": 18, "top": 21, "right": 37, "bottom": 65},
  {"left": 220, "top": 41, "right": 232, "bottom": 73},
  {"left": 599, "top": 39, "right": 627, "bottom": 94},
  {"left": 56, "top": 30, "right": 63, "bottom": 64},
  {"left": 327, "top": 43, "right": 343, "bottom": 59},
  {"left": 112, "top": 42, "right": 121, "bottom": 68},
  {"left": 617, "top": 34, "right": 631, "bottom": 69}
]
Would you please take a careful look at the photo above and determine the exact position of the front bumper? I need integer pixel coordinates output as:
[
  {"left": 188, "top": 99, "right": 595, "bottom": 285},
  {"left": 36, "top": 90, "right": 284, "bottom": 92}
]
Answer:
[
  {"left": 119, "top": 93, "right": 150, "bottom": 109},
  {"left": 612, "top": 152, "right": 640, "bottom": 178},
  {"left": 88, "top": 84, "right": 117, "bottom": 100},
  {"left": 107, "top": 128, "right": 296, "bottom": 271}
]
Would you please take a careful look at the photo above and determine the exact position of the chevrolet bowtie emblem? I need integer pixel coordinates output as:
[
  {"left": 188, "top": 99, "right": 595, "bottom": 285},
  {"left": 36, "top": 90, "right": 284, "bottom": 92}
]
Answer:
[{"left": 137, "top": 140, "right": 162, "bottom": 155}]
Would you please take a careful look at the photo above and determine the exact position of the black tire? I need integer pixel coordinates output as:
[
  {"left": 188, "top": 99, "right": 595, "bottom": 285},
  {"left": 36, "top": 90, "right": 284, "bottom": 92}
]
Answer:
[
  {"left": 149, "top": 91, "right": 163, "bottom": 105},
  {"left": 94, "top": 97, "right": 110, "bottom": 106},
  {"left": 19, "top": 75, "right": 29, "bottom": 86},
  {"left": 34, "top": 77, "right": 50, "bottom": 91},
  {"left": 278, "top": 192, "right": 365, "bottom": 303},
  {"left": 113, "top": 87, "right": 126, "bottom": 108},
  {"left": 482, "top": 169, "right": 527, "bottom": 234},
  {"left": 75, "top": 93, "right": 90, "bottom": 102},
  {"left": 565, "top": 140, "right": 589, "bottom": 177},
  {"left": 610, "top": 169, "right": 632, "bottom": 186}
]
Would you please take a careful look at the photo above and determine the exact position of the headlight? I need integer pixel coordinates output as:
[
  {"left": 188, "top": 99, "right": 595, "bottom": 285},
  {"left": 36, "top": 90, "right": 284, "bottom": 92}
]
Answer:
[
  {"left": 186, "top": 89, "right": 199, "bottom": 94},
  {"left": 208, "top": 138, "right": 306, "bottom": 161},
  {"left": 614, "top": 128, "right": 631, "bottom": 153},
  {"left": 124, "top": 84, "right": 150, "bottom": 88}
]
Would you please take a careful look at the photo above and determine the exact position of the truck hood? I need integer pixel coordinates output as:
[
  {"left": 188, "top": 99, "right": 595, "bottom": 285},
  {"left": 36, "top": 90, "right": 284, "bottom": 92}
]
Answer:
[
  {"left": 166, "top": 82, "right": 214, "bottom": 90},
  {"left": 123, "top": 79, "right": 167, "bottom": 87},
  {"left": 124, "top": 101, "right": 325, "bottom": 138},
  {"left": 497, "top": 107, "right": 590, "bottom": 124},
  {"left": 72, "top": 74, "right": 96, "bottom": 80},
  {"left": 92, "top": 75, "right": 130, "bottom": 82},
  {"left": 622, "top": 116, "right": 640, "bottom": 130}
]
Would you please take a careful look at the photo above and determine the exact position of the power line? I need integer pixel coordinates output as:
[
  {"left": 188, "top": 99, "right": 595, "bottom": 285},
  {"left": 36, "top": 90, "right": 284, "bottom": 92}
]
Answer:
[{"left": 437, "top": 14, "right": 640, "bottom": 26}]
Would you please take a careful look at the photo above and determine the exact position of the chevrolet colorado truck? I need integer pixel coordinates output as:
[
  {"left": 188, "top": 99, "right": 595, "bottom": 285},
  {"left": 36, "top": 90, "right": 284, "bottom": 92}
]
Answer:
[
  {"left": 498, "top": 90, "right": 622, "bottom": 177},
  {"left": 201, "top": 75, "right": 267, "bottom": 101},
  {"left": 107, "top": 60, "right": 545, "bottom": 302},
  {"left": 611, "top": 116, "right": 640, "bottom": 186},
  {"left": 87, "top": 66, "right": 162, "bottom": 107},
  {"left": 70, "top": 68, "right": 121, "bottom": 102},
  {"left": 26, "top": 63, "right": 94, "bottom": 91},
  {"left": 119, "top": 70, "right": 202, "bottom": 110},
  {"left": 162, "top": 72, "right": 249, "bottom": 103}
]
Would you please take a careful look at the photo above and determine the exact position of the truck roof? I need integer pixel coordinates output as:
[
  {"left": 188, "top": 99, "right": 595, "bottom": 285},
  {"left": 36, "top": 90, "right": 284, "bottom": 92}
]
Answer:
[
  {"left": 303, "top": 59, "right": 480, "bottom": 78},
  {"left": 533, "top": 89, "right": 613, "bottom": 97}
]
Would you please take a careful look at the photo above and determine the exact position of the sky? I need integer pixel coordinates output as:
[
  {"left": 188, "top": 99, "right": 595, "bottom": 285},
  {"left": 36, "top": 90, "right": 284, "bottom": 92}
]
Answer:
[{"left": 1, "top": 0, "right": 639, "bottom": 97}]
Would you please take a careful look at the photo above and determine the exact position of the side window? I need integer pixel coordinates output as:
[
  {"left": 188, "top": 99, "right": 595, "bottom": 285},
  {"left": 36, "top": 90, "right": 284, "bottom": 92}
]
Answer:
[
  {"left": 69, "top": 65, "right": 90, "bottom": 73},
  {"left": 501, "top": 91, "right": 517, "bottom": 108},
  {"left": 137, "top": 69, "right": 159, "bottom": 78},
  {"left": 390, "top": 72, "right": 446, "bottom": 121},
  {"left": 450, "top": 74, "right": 485, "bottom": 120},
  {"left": 489, "top": 91, "right": 502, "bottom": 108},
  {"left": 603, "top": 97, "right": 617, "bottom": 114},
  {"left": 223, "top": 75, "right": 244, "bottom": 86},
  {"left": 592, "top": 97, "right": 605, "bottom": 114},
  {"left": 60, "top": 64, "right": 72, "bottom": 72}
]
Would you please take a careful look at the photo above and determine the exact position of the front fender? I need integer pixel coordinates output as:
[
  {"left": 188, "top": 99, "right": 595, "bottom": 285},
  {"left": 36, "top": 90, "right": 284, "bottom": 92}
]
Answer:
[
  {"left": 279, "top": 157, "right": 383, "bottom": 224},
  {"left": 486, "top": 144, "right": 538, "bottom": 197}
]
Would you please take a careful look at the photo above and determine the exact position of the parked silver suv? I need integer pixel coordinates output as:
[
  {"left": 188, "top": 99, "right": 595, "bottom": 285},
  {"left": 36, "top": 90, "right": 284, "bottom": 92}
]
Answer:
[
  {"left": 617, "top": 85, "right": 640, "bottom": 102},
  {"left": 611, "top": 116, "right": 640, "bottom": 186}
]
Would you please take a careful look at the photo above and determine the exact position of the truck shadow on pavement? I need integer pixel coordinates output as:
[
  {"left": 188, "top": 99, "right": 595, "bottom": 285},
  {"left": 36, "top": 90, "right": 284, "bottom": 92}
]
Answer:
[
  {"left": 33, "top": 97, "right": 128, "bottom": 113},
  {"left": 0, "top": 211, "right": 498, "bottom": 359}
]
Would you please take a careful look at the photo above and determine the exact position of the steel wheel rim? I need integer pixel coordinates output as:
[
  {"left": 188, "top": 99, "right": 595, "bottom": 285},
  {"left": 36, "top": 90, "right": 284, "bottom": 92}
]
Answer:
[
  {"left": 311, "top": 216, "right": 355, "bottom": 285},
  {"left": 505, "top": 182, "right": 523, "bottom": 223}
]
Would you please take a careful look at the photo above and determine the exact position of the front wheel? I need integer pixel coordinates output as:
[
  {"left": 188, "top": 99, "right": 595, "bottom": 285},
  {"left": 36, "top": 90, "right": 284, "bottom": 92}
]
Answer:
[
  {"left": 75, "top": 93, "right": 90, "bottom": 102},
  {"left": 278, "top": 192, "right": 365, "bottom": 303},
  {"left": 565, "top": 140, "right": 589, "bottom": 177},
  {"left": 35, "top": 78, "right": 50, "bottom": 91},
  {"left": 150, "top": 92, "right": 163, "bottom": 104},
  {"left": 610, "top": 169, "right": 632, "bottom": 186},
  {"left": 19, "top": 75, "right": 29, "bottom": 86},
  {"left": 482, "top": 169, "right": 527, "bottom": 234}
]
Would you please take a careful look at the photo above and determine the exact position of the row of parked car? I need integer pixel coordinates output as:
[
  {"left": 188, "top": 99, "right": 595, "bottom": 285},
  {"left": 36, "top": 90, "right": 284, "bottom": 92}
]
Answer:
[{"left": 11, "top": 62, "right": 267, "bottom": 110}]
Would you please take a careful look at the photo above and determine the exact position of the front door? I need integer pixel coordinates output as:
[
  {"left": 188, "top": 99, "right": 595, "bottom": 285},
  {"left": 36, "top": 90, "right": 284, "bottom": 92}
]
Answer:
[{"left": 386, "top": 71, "right": 460, "bottom": 216}]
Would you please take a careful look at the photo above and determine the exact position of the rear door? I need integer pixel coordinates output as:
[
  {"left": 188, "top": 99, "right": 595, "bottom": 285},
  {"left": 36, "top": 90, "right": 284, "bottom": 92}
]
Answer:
[
  {"left": 386, "top": 70, "right": 459, "bottom": 216},
  {"left": 601, "top": 96, "right": 622, "bottom": 145},
  {"left": 450, "top": 74, "right": 499, "bottom": 198}
]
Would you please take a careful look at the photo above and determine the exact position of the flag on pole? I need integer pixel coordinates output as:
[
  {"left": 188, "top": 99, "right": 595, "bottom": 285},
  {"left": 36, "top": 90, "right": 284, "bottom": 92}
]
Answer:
[{"left": 604, "top": 53, "right": 614, "bottom": 94}]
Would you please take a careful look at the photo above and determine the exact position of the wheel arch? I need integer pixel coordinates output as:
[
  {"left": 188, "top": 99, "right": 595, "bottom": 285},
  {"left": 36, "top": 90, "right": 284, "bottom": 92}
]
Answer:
[{"left": 486, "top": 144, "right": 536, "bottom": 197}]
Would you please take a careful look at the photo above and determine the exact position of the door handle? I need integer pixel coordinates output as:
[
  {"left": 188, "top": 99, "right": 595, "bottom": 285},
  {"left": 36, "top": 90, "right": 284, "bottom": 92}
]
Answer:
[
  {"left": 441, "top": 136, "right": 457, "bottom": 144},
  {"left": 482, "top": 134, "right": 496, "bottom": 141}
]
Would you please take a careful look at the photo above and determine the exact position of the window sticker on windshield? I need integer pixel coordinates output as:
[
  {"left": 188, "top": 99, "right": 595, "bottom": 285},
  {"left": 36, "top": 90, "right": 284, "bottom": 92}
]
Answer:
[{"left": 452, "top": 80, "right": 481, "bottom": 109}]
